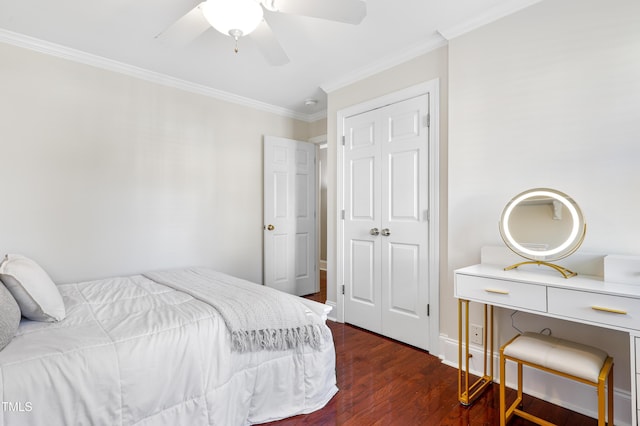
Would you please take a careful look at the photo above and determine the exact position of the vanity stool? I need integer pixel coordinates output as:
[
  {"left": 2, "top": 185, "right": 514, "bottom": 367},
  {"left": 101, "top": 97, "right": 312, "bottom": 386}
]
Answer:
[{"left": 499, "top": 332, "right": 614, "bottom": 426}]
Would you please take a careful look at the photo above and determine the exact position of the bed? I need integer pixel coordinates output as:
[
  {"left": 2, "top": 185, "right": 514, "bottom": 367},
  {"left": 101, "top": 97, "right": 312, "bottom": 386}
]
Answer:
[{"left": 0, "top": 262, "right": 337, "bottom": 426}]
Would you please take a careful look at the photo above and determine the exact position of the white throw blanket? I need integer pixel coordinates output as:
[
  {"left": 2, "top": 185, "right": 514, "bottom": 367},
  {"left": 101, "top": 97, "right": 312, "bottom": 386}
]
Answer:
[{"left": 144, "top": 268, "right": 330, "bottom": 352}]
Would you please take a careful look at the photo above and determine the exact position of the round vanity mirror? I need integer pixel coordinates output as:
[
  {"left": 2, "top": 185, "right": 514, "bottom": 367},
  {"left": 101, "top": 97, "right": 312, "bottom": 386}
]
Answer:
[{"left": 499, "top": 188, "right": 586, "bottom": 278}]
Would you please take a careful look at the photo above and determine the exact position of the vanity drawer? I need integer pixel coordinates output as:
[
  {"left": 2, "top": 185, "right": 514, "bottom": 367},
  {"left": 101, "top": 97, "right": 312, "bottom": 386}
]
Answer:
[
  {"left": 455, "top": 274, "right": 547, "bottom": 312},
  {"left": 548, "top": 287, "right": 640, "bottom": 331},
  {"left": 636, "top": 338, "right": 640, "bottom": 417}
]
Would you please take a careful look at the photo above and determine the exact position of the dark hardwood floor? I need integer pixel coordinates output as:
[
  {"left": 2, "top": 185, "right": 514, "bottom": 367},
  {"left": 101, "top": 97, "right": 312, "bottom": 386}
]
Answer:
[
  {"left": 302, "top": 269, "right": 327, "bottom": 304},
  {"left": 272, "top": 271, "right": 597, "bottom": 425}
]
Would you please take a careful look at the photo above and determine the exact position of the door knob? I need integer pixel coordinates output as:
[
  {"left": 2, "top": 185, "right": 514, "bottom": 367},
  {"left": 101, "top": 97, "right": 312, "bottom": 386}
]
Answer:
[
  {"left": 381, "top": 228, "right": 391, "bottom": 236},
  {"left": 370, "top": 228, "right": 380, "bottom": 236},
  {"left": 266, "top": 224, "right": 275, "bottom": 231}
]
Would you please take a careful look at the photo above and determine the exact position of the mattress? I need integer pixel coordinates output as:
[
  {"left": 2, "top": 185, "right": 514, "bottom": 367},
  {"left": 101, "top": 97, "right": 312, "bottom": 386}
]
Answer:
[{"left": 0, "top": 270, "right": 337, "bottom": 426}]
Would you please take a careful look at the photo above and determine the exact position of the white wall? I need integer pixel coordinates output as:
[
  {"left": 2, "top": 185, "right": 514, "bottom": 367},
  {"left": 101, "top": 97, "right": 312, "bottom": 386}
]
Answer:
[
  {"left": 0, "top": 42, "right": 311, "bottom": 284},
  {"left": 448, "top": 0, "right": 640, "bottom": 400}
]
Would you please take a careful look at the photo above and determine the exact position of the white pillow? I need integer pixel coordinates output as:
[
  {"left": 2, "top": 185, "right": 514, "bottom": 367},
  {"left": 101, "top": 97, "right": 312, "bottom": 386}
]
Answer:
[
  {"left": 0, "top": 254, "right": 66, "bottom": 322},
  {"left": 0, "top": 282, "right": 21, "bottom": 350}
]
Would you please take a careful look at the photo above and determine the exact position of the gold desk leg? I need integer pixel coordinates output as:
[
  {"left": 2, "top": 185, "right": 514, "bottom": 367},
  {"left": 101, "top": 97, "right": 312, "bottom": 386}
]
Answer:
[{"left": 458, "top": 299, "right": 494, "bottom": 405}]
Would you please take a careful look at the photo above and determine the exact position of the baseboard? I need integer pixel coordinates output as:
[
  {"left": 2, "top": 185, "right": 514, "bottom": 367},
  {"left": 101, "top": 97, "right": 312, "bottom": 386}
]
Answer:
[
  {"left": 439, "top": 334, "right": 632, "bottom": 426},
  {"left": 325, "top": 300, "right": 337, "bottom": 322}
]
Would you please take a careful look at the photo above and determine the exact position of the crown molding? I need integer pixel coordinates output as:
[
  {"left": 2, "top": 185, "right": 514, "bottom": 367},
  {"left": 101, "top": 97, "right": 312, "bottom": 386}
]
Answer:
[
  {"left": 0, "top": 28, "right": 321, "bottom": 122},
  {"left": 305, "top": 109, "right": 328, "bottom": 122},
  {"left": 320, "top": 35, "right": 447, "bottom": 94},
  {"left": 437, "top": 0, "right": 543, "bottom": 41}
]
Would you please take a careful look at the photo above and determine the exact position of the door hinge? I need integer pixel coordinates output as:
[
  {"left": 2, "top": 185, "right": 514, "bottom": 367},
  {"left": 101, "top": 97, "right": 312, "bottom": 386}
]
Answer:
[
  {"left": 424, "top": 113, "right": 430, "bottom": 128},
  {"left": 427, "top": 304, "right": 430, "bottom": 316},
  {"left": 341, "top": 285, "right": 345, "bottom": 295},
  {"left": 341, "top": 210, "right": 345, "bottom": 220},
  {"left": 342, "top": 135, "right": 345, "bottom": 146}
]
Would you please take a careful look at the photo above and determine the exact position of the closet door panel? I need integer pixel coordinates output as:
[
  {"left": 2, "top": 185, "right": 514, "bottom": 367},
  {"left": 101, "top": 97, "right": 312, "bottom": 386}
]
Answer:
[
  {"left": 343, "top": 109, "right": 382, "bottom": 332},
  {"left": 381, "top": 95, "right": 430, "bottom": 350}
]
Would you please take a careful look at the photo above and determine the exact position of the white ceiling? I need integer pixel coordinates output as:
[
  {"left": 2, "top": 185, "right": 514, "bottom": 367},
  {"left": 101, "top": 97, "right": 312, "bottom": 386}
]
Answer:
[{"left": 0, "top": 0, "right": 540, "bottom": 121}]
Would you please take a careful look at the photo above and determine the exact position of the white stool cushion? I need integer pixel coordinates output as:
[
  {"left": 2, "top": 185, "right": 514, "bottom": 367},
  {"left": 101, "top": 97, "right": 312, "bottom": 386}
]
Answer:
[{"left": 503, "top": 332, "right": 608, "bottom": 383}]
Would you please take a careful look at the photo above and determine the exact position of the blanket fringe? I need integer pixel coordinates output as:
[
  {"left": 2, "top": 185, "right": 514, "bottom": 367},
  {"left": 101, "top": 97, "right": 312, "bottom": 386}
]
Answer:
[{"left": 232, "top": 324, "right": 331, "bottom": 353}]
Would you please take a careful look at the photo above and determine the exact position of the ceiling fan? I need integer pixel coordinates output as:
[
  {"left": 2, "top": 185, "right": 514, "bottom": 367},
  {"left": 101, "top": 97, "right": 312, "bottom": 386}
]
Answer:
[{"left": 156, "top": 0, "right": 367, "bottom": 66}]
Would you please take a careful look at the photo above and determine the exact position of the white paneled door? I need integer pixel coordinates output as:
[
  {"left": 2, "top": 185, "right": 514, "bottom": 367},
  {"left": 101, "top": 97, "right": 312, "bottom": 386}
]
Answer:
[
  {"left": 343, "top": 94, "right": 430, "bottom": 349},
  {"left": 264, "top": 136, "right": 317, "bottom": 296}
]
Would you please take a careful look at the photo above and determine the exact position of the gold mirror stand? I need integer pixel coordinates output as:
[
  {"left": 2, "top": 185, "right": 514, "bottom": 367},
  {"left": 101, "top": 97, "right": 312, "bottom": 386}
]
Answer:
[{"left": 504, "top": 260, "right": 577, "bottom": 279}]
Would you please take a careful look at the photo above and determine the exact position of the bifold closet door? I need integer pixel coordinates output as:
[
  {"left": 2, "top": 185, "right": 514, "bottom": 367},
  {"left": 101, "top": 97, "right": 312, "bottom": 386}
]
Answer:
[{"left": 343, "top": 94, "right": 430, "bottom": 350}]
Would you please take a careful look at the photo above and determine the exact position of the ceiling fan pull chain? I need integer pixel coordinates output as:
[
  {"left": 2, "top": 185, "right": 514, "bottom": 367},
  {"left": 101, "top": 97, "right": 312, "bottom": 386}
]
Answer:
[{"left": 228, "top": 29, "right": 243, "bottom": 53}]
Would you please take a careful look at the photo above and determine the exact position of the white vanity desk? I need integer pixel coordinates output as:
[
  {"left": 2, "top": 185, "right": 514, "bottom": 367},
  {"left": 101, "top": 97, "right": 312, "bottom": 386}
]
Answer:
[{"left": 455, "top": 258, "right": 640, "bottom": 425}]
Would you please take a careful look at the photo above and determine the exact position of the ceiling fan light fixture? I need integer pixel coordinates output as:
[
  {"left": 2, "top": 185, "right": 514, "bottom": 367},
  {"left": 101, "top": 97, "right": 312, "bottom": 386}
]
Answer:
[
  {"left": 261, "top": 0, "right": 279, "bottom": 12},
  {"left": 201, "top": 0, "right": 264, "bottom": 38}
]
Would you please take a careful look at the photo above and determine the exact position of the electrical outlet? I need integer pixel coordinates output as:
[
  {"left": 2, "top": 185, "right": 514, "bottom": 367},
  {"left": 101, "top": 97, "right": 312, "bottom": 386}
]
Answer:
[{"left": 470, "top": 324, "right": 483, "bottom": 345}]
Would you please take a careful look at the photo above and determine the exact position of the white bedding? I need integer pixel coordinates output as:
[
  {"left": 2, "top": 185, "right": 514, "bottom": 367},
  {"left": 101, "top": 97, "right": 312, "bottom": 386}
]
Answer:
[
  {"left": 0, "top": 271, "right": 337, "bottom": 426},
  {"left": 144, "top": 268, "right": 329, "bottom": 352}
]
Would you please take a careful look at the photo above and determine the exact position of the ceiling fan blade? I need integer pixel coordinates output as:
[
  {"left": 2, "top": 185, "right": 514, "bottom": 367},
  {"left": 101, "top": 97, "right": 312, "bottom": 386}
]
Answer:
[
  {"left": 249, "top": 20, "right": 290, "bottom": 66},
  {"left": 154, "top": 2, "right": 211, "bottom": 46},
  {"left": 273, "top": 0, "right": 366, "bottom": 24}
]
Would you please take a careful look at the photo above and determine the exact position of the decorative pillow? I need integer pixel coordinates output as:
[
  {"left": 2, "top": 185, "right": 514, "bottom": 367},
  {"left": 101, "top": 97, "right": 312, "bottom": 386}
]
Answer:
[
  {"left": 0, "top": 254, "right": 66, "bottom": 322},
  {"left": 0, "top": 282, "right": 21, "bottom": 350}
]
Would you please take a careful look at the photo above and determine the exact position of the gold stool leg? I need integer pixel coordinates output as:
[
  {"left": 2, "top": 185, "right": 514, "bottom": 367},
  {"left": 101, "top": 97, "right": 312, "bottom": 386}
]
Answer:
[
  {"left": 499, "top": 348, "right": 507, "bottom": 426},
  {"left": 598, "top": 378, "right": 605, "bottom": 426},
  {"left": 517, "top": 361, "right": 523, "bottom": 404},
  {"left": 607, "top": 361, "right": 614, "bottom": 426},
  {"left": 598, "top": 357, "right": 614, "bottom": 426}
]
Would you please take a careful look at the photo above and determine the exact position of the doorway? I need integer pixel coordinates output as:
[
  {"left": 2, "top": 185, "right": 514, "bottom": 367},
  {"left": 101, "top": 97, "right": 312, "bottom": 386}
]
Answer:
[{"left": 263, "top": 136, "right": 318, "bottom": 296}]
